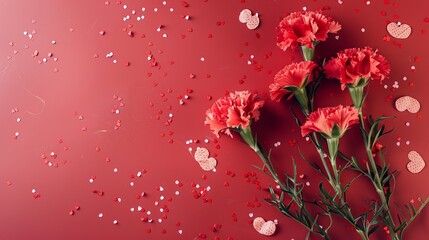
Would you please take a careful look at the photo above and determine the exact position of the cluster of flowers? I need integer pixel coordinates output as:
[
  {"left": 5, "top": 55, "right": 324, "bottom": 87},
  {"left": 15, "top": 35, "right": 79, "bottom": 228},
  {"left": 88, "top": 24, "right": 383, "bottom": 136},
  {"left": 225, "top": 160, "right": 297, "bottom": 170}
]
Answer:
[{"left": 205, "top": 10, "right": 427, "bottom": 240}]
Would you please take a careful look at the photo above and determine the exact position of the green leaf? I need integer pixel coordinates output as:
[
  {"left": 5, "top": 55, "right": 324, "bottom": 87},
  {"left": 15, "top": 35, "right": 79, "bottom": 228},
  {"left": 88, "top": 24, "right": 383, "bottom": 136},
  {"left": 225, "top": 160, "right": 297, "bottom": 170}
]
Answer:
[
  {"left": 331, "top": 124, "right": 341, "bottom": 138},
  {"left": 368, "top": 226, "right": 379, "bottom": 235}
]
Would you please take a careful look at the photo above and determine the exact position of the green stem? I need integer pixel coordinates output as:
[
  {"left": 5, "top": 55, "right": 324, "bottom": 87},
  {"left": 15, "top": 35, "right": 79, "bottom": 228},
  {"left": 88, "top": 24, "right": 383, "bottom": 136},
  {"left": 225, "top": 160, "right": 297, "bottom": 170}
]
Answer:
[
  {"left": 357, "top": 111, "right": 398, "bottom": 240},
  {"left": 348, "top": 86, "right": 364, "bottom": 110},
  {"left": 294, "top": 88, "right": 310, "bottom": 116},
  {"left": 301, "top": 45, "right": 315, "bottom": 61},
  {"left": 239, "top": 127, "right": 331, "bottom": 240}
]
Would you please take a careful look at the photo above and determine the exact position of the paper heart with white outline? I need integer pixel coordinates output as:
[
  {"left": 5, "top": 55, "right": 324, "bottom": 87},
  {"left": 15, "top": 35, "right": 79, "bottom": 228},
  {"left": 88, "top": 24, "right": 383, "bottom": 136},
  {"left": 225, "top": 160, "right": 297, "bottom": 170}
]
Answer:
[
  {"left": 253, "top": 217, "right": 276, "bottom": 236},
  {"left": 239, "top": 9, "right": 260, "bottom": 30},
  {"left": 194, "top": 147, "right": 217, "bottom": 171}
]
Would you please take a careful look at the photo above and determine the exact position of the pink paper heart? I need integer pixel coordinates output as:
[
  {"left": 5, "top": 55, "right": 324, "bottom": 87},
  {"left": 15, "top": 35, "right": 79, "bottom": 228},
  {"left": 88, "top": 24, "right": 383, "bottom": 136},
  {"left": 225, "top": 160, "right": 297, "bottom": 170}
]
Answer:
[
  {"left": 253, "top": 217, "right": 276, "bottom": 236},
  {"left": 194, "top": 147, "right": 209, "bottom": 162},
  {"left": 239, "top": 9, "right": 252, "bottom": 23},
  {"left": 407, "top": 151, "right": 425, "bottom": 174},
  {"left": 387, "top": 22, "right": 411, "bottom": 39},
  {"left": 199, "top": 157, "right": 217, "bottom": 171},
  {"left": 246, "top": 13, "right": 260, "bottom": 30},
  {"left": 395, "top": 96, "right": 420, "bottom": 113}
]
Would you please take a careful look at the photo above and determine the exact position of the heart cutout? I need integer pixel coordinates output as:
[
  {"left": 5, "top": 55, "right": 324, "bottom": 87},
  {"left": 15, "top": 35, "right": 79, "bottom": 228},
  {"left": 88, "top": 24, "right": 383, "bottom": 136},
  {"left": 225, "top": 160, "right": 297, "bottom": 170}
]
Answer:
[
  {"left": 246, "top": 14, "right": 260, "bottom": 30},
  {"left": 253, "top": 217, "right": 276, "bottom": 236},
  {"left": 239, "top": 9, "right": 252, "bottom": 23},
  {"left": 239, "top": 9, "right": 260, "bottom": 30},
  {"left": 395, "top": 96, "right": 420, "bottom": 113},
  {"left": 194, "top": 147, "right": 209, "bottom": 162},
  {"left": 387, "top": 22, "right": 412, "bottom": 39},
  {"left": 407, "top": 151, "right": 425, "bottom": 174},
  {"left": 199, "top": 157, "right": 217, "bottom": 171}
]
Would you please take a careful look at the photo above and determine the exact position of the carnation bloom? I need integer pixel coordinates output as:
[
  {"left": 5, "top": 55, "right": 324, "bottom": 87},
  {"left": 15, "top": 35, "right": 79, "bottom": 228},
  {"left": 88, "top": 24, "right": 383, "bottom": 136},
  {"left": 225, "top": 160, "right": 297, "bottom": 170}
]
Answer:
[
  {"left": 324, "top": 47, "right": 390, "bottom": 90},
  {"left": 276, "top": 11, "right": 341, "bottom": 51},
  {"left": 269, "top": 61, "right": 317, "bottom": 102},
  {"left": 301, "top": 105, "right": 359, "bottom": 138},
  {"left": 205, "top": 91, "right": 264, "bottom": 137}
]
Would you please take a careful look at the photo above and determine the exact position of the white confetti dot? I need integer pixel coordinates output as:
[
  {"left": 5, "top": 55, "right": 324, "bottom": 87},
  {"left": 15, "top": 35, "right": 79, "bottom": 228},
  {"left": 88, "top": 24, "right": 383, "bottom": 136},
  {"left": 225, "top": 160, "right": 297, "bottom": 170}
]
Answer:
[
  {"left": 361, "top": 28, "right": 366, "bottom": 32},
  {"left": 98, "top": 213, "right": 103, "bottom": 218},
  {"left": 175, "top": 191, "right": 180, "bottom": 195},
  {"left": 113, "top": 220, "right": 118, "bottom": 224},
  {"left": 31, "top": 189, "right": 36, "bottom": 194},
  {"left": 405, "top": 122, "right": 410, "bottom": 126}
]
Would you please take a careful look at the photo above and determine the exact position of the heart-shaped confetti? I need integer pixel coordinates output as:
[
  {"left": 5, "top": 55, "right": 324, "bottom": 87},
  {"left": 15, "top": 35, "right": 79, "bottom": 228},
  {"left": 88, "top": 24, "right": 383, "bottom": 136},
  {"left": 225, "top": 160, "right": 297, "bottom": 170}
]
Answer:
[
  {"left": 199, "top": 157, "right": 217, "bottom": 171},
  {"left": 239, "top": 9, "right": 260, "bottom": 30},
  {"left": 194, "top": 147, "right": 209, "bottom": 162},
  {"left": 407, "top": 151, "right": 425, "bottom": 173},
  {"left": 387, "top": 22, "right": 412, "bottom": 39},
  {"left": 239, "top": 9, "right": 252, "bottom": 23},
  {"left": 246, "top": 14, "right": 260, "bottom": 30},
  {"left": 395, "top": 96, "right": 420, "bottom": 113},
  {"left": 253, "top": 217, "right": 276, "bottom": 236}
]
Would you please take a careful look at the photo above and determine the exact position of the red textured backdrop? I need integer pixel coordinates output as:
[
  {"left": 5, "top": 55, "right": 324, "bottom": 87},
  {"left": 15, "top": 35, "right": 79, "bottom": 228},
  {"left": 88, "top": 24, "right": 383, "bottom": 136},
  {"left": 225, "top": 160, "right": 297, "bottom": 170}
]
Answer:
[{"left": 0, "top": 0, "right": 428, "bottom": 239}]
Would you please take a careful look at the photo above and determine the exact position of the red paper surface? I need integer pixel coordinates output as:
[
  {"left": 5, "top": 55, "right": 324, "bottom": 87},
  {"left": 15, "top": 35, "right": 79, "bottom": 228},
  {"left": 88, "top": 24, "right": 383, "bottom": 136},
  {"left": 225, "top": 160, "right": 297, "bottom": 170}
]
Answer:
[{"left": 0, "top": 0, "right": 428, "bottom": 239}]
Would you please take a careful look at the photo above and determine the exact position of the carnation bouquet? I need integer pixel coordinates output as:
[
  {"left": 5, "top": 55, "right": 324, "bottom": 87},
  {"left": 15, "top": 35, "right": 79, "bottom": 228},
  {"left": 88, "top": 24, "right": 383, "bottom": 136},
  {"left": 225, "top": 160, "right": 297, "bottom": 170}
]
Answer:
[{"left": 205, "top": 11, "right": 427, "bottom": 240}]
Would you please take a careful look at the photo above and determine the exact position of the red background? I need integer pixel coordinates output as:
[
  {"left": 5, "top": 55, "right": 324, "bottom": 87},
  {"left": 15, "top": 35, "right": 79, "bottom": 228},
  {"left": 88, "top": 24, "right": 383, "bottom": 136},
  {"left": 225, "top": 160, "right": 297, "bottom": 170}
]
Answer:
[{"left": 0, "top": 0, "right": 428, "bottom": 239}]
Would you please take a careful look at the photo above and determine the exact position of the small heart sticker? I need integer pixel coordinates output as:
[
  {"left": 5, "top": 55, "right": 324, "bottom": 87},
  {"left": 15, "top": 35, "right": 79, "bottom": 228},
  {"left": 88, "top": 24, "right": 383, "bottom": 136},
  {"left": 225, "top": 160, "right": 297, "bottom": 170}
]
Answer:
[
  {"left": 395, "top": 96, "right": 420, "bottom": 113},
  {"left": 407, "top": 151, "right": 425, "bottom": 174},
  {"left": 253, "top": 217, "right": 276, "bottom": 236},
  {"left": 239, "top": 9, "right": 252, "bottom": 23},
  {"left": 239, "top": 9, "right": 260, "bottom": 30},
  {"left": 387, "top": 22, "right": 412, "bottom": 39},
  {"left": 193, "top": 147, "right": 217, "bottom": 171},
  {"left": 199, "top": 157, "right": 217, "bottom": 171},
  {"left": 194, "top": 147, "right": 209, "bottom": 162}
]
